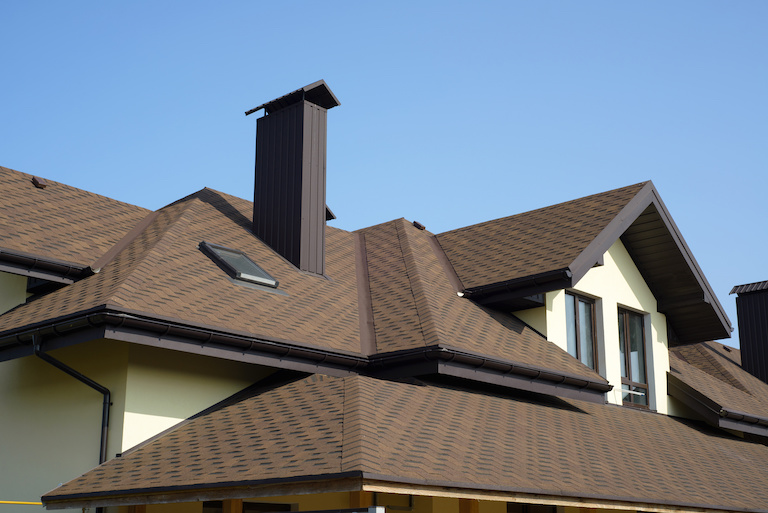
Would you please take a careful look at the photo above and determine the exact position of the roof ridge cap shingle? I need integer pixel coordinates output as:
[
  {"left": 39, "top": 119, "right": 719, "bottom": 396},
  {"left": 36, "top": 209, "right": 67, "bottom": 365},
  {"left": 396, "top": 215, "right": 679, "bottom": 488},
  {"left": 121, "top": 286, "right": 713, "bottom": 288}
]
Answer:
[
  {"left": 669, "top": 352, "right": 761, "bottom": 410},
  {"left": 395, "top": 218, "right": 443, "bottom": 347},
  {"left": 673, "top": 344, "right": 750, "bottom": 394},
  {"left": 341, "top": 375, "right": 378, "bottom": 473},
  {"left": 438, "top": 181, "right": 649, "bottom": 236},
  {"left": 0, "top": 165, "right": 149, "bottom": 212},
  {"left": 91, "top": 198, "right": 203, "bottom": 309}
]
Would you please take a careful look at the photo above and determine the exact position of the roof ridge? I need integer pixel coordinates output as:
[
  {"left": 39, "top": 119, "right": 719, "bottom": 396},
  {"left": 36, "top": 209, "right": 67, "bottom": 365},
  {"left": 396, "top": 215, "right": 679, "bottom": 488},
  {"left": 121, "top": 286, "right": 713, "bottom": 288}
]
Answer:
[
  {"left": 341, "top": 375, "right": 378, "bottom": 473},
  {"left": 673, "top": 344, "right": 750, "bottom": 394},
  {"left": 358, "top": 220, "right": 429, "bottom": 352},
  {"left": 438, "top": 182, "right": 649, "bottom": 236},
  {"left": 395, "top": 219, "right": 444, "bottom": 347},
  {"left": 669, "top": 352, "right": 764, "bottom": 412},
  {"left": 0, "top": 165, "right": 150, "bottom": 212},
  {"left": 80, "top": 198, "right": 202, "bottom": 310}
]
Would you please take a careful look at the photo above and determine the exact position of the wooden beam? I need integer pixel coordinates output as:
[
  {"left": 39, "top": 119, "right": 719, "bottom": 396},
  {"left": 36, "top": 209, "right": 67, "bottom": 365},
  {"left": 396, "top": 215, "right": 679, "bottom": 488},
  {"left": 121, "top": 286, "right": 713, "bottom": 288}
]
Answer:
[
  {"left": 350, "top": 491, "right": 374, "bottom": 508},
  {"left": 459, "top": 498, "right": 479, "bottom": 513},
  {"left": 222, "top": 499, "right": 243, "bottom": 513}
]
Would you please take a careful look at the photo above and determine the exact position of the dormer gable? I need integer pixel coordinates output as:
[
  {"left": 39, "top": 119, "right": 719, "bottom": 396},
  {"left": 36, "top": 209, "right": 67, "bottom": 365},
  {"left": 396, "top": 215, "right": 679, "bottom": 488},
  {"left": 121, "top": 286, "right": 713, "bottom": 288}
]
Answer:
[{"left": 436, "top": 181, "right": 732, "bottom": 345}]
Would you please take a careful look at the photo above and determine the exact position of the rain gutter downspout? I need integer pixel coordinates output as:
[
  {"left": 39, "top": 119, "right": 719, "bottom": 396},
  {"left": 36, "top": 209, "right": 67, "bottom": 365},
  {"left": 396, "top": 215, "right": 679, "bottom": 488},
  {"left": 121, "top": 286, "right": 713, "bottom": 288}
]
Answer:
[{"left": 33, "top": 336, "right": 111, "bottom": 465}]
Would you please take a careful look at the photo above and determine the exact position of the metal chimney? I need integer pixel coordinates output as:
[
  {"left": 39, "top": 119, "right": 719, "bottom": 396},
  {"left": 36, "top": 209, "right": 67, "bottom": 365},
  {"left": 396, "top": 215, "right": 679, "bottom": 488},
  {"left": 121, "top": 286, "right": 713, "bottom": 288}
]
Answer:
[
  {"left": 731, "top": 280, "right": 768, "bottom": 384},
  {"left": 245, "top": 80, "right": 340, "bottom": 275}
]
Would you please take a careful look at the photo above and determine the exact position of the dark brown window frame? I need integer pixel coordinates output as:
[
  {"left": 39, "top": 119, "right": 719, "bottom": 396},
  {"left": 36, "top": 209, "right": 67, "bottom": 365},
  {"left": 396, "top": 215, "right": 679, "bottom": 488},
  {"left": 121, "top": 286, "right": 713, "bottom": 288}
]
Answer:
[
  {"left": 618, "top": 307, "right": 649, "bottom": 409},
  {"left": 565, "top": 291, "right": 599, "bottom": 371}
]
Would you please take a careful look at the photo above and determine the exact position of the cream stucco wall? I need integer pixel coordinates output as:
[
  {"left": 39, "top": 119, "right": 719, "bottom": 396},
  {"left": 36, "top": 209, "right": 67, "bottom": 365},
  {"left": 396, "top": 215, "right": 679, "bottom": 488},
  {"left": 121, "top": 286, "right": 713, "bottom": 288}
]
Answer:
[
  {"left": 0, "top": 271, "right": 28, "bottom": 314},
  {"left": 514, "top": 240, "right": 670, "bottom": 413},
  {"left": 0, "top": 338, "right": 273, "bottom": 513},
  {"left": 120, "top": 345, "right": 270, "bottom": 452},
  {"left": 0, "top": 340, "right": 129, "bottom": 513}
]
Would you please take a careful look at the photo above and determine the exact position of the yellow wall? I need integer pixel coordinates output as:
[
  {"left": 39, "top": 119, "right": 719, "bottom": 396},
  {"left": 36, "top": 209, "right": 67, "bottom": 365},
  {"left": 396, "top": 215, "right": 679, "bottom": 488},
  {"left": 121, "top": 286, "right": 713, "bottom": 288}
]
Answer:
[
  {"left": 120, "top": 345, "right": 268, "bottom": 452},
  {"left": 0, "top": 271, "right": 28, "bottom": 314},
  {"left": 0, "top": 340, "right": 129, "bottom": 513},
  {"left": 0, "top": 338, "right": 272, "bottom": 513},
  {"left": 516, "top": 240, "right": 669, "bottom": 413}
]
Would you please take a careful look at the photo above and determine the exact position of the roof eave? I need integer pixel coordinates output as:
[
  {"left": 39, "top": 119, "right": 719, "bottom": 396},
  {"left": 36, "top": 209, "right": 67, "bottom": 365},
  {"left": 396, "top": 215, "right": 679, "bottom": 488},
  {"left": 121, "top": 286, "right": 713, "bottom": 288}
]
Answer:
[
  {"left": 42, "top": 469, "right": 768, "bottom": 513},
  {"left": 368, "top": 345, "right": 611, "bottom": 403},
  {"left": 0, "top": 247, "right": 91, "bottom": 284},
  {"left": 667, "top": 371, "right": 768, "bottom": 437},
  {"left": 0, "top": 306, "right": 366, "bottom": 375}
]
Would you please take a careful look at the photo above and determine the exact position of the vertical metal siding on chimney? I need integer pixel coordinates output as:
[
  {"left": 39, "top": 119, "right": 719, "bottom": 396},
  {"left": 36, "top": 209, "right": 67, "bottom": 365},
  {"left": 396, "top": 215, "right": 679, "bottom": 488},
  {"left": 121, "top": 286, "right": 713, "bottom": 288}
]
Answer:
[
  {"left": 734, "top": 286, "right": 768, "bottom": 384},
  {"left": 248, "top": 81, "right": 339, "bottom": 276},
  {"left": 301, "top": 102, "right": 327, "bottom": 272}
]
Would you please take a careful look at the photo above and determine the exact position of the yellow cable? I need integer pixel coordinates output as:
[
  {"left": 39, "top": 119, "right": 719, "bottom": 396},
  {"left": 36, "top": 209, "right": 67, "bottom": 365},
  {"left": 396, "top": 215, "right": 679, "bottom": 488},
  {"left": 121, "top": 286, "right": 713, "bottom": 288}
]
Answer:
[{"left": 0, "top": 501, "right": 43, "bottom": 505}]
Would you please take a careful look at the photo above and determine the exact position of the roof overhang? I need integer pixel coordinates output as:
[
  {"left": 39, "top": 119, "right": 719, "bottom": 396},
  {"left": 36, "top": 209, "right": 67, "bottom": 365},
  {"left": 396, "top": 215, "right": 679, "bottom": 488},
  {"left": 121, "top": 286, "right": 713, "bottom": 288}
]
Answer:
[
  {"left": 465, "top": 182, "right": 732, "bottom": 345},
  {"left": 667, "top": 372, "right": 768, "bottom": 438},
  {"left": 0, "top": 247, "right": 90, "bottom": 284},
  {"left": 42, "top": 469, "right": 766, "bottom": 513},
  {"left": 0, "top": 306, "right": 366, "bottom": 376},
  {"left": 0, "top": 307, "right": 610, "bottom": 403},
  {"left": 368, "top": 345, "right": 611, "bottom": 403}
]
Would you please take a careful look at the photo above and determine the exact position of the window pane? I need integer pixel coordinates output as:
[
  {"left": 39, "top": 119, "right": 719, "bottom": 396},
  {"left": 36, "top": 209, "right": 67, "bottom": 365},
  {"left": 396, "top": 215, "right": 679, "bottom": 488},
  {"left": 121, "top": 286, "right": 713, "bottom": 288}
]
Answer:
[
  {"left": 565, "top": 295, "right": 577, "bottom": 358},
  {"left": 628, "top": 313, "right": 646, "bottom": 384},
  {"left": 622, "top": 384, "right": 648, "bottom": 406},
  {"left": 578, "top": 299, "right": 594, "bottom": 369}
]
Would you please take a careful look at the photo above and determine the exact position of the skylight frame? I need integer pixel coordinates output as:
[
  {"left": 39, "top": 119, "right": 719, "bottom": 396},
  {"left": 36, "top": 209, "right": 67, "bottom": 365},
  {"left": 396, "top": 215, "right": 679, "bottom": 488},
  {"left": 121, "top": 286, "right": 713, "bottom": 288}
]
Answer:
[{"left": 199, "top": 241, "right": 279, "bottom": 289}]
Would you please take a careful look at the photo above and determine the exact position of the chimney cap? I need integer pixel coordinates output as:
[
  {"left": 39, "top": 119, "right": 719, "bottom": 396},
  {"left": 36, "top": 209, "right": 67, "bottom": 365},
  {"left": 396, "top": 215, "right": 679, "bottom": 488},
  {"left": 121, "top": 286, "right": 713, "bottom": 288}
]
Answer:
[{"left": 245, "top": 80, "right": 340, "bottom": 116}]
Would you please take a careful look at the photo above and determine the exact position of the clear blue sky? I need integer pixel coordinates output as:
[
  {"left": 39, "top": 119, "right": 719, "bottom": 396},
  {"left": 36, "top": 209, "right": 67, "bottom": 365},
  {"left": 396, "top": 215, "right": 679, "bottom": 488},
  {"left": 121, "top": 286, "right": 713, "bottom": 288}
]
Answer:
[{"left": 2, "top": 2, "right": 766, "bottom": 347}]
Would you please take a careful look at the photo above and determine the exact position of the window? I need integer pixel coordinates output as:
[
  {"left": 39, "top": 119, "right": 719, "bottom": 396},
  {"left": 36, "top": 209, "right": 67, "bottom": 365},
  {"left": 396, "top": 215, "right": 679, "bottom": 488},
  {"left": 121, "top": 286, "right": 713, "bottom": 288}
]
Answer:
[
  {"left": 565, "top": 292, "right": 598, "bottom": 370},
  {"left": 618, "top": 308, "right": 648, "bottom": 407},
  {"left": 200, "top": 241, "right": 279, "bottom": 288}
]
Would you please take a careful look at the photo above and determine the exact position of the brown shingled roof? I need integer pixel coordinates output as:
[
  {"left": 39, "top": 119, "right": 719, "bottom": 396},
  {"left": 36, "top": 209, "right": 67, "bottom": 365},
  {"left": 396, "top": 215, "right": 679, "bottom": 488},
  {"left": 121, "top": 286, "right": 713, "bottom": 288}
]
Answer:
[
  {"left": 0, "top": 166, "right": 149, "bottom": 267},
  {"left": 669, "top": 342, "right": 768, "bottom": 434},
  {"left": 436, "top": 182, "right": 647, "bottom": 290},
  {"left": 360, "top": 218, "right": 605, "bottom": 383},
  {"left": 44, "top": 374, "right": 768, "bottom": 512},
  {"left": 0, "top": 188, "right": 362, "bottom": 356}
]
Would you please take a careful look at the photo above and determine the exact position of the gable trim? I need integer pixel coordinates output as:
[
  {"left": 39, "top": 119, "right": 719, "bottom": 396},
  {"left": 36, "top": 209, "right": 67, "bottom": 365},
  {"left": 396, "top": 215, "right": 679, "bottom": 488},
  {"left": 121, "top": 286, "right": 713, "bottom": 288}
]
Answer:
[{"left": 464, "top": 182, "right": 731, "bottom": 344}]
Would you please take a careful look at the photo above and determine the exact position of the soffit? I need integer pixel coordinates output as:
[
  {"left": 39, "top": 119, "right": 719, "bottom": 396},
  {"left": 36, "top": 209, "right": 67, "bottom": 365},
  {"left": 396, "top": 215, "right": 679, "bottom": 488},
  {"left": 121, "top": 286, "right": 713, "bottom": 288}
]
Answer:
[
  {"left": 44, "top": 374, "right": 768, "bottom": 513},
  {"left": 436, "top": 181, "right": 730, "bottom": 344}
]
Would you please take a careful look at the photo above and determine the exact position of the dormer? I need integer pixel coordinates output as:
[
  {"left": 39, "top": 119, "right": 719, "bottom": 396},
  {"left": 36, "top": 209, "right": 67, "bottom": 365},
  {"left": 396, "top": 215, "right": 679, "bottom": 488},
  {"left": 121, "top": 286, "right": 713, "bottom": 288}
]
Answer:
[{"left": 436, "top": 181, "right": 732, "bottom": 413}]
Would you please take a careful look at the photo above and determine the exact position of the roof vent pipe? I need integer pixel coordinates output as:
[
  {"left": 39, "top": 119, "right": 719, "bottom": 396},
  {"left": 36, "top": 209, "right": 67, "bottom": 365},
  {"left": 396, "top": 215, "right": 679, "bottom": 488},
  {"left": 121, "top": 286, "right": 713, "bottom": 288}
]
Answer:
[{"left": 245, "top": 80, "right": 340, "bottom": 275}]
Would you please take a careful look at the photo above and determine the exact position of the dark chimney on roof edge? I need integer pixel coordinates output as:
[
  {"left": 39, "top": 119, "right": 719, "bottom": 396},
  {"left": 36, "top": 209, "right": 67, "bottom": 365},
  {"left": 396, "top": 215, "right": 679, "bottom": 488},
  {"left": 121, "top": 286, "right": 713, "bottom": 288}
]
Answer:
[
  {"left": 247, "top": 81, "right": 340, "bottom": 276},
  {"left": 731, "top": 281, "right": 768, "bottom": 384}
]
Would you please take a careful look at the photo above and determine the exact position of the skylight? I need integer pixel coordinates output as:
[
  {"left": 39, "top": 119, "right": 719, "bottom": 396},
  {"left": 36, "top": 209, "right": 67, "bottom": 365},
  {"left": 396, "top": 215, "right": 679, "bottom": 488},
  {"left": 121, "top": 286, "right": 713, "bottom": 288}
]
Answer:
[{"left": 200, "top": 241, "right": 278, "bottom": 288}]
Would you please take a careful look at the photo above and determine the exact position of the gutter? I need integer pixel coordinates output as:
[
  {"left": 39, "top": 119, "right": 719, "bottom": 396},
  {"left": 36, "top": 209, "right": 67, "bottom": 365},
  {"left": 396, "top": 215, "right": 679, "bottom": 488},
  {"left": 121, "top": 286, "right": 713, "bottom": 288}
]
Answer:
[
  {"left": 41, "top": 470, "right": 768, "bottom": 513},
  {"left": 368, "top": 345, "right": 612, "bottom": 403},
  {"left": 2, "top": 308, "right": 368, "bottom": 371},
  {"left": 33, "top": 336, "right": 111, "bottom": 464},
  {"left": 462, "top": 268, "right": 573, "bottom": 301},
  {"left": 1, "top": 308, "right": 610, "bottom": 402},
  {"left": 0, "top": 248, "right": 90, "bottom": 284},
  {"left": 667, "top": 372, "right": 768, "bottom": 437}
]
